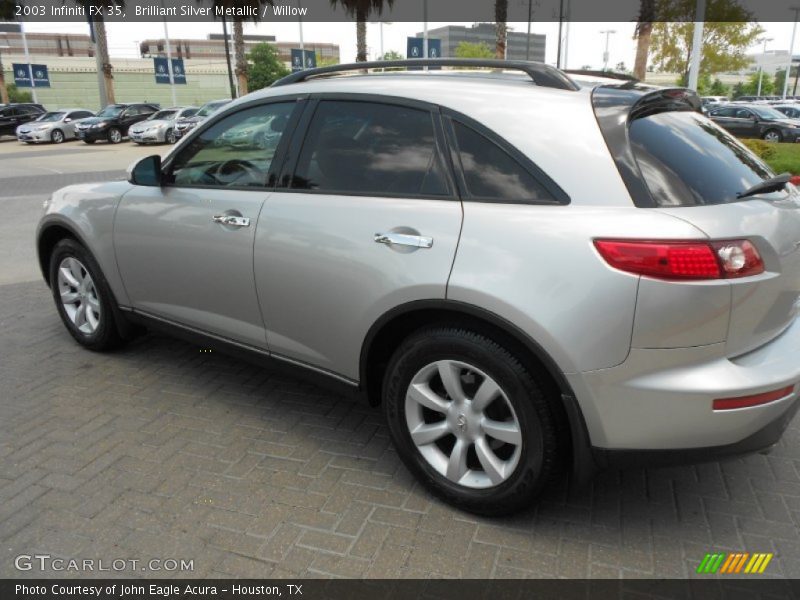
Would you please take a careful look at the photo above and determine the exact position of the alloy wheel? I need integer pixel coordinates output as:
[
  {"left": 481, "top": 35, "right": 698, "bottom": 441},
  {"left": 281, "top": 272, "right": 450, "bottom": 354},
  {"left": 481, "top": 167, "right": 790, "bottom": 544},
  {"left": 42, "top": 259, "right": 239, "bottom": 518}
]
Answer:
[
  {"left": 109, "top": 128, "right": 122, "bottom": 143},
  {"left": 52, "top": 130, "right": 64, "bottom": 143},
  {"left": 405, "top": 360, "right": 523, "bottom": 489},
  {"left": 764, "top": 130, "right": 781, "bottom": 142},
  {"left": 56, "top": 256, "right": 101, "bottom": 335}
]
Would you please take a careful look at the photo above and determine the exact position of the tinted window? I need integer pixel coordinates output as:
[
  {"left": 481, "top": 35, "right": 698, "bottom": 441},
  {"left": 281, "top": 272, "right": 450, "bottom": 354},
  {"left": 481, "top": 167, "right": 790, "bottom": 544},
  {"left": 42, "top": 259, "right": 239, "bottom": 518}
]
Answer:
[
  {"left": 451, "top": 121, "right": 553, "bottom": 202},
  {"left": 629, "top": 111, "right": 780, "bottom": 206},
  {"left": 169, "top": 102, "right": 294, "bottom": 189},
  {"left": 292, "top": 101, "right": 449, "bottom": 196},
  {"left": 70, "top": 111, "right": 93, "bottom": 119}
]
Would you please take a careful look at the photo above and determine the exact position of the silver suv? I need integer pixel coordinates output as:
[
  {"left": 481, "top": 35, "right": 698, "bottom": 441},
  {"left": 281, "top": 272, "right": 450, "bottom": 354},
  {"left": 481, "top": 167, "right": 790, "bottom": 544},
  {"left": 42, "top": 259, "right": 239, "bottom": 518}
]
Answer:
[{"left": 36, "top": 60, "right": 800, "bottom": 515}]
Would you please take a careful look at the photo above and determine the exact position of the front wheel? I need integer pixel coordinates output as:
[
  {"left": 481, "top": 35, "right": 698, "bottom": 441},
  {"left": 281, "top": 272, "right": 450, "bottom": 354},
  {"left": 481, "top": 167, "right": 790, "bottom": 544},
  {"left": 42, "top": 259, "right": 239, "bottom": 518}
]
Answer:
[
  {"left": 107, "top": 127, "right": 122, "bottom": 144},
  {"left": 49, "top": 238, "right": 124, "bottom": 351},
  {"left": 51, "top": 129, "right": 64, "bottom": 144},
  {"left": 383, "top": 327, "right": 560, "bottom": 516},
  {"left": 165, "top": 128, "right": 176, "bottom": 144},
  {"left": 763, "top": 129, "right": 783, "bottom": 143}
]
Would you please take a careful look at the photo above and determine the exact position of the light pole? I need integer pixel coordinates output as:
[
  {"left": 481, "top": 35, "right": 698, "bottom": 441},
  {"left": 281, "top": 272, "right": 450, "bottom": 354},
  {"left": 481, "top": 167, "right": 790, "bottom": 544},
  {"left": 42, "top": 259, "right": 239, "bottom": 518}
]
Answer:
[
  {"left": 161, "top": 0, "right": 177, "bottom": 107},
  {"left": 687, "top": 0, "right": 706, "bottom": 91},
  {"left": 784, "top": 7, "right": 800, "bottom": 99},
  {"left": 756, "top": 37, "right": 773, "bottom": 97},
  {"left": 20, "top": 23, "right": 37, "bottom": 104},
  {"left": 0, "top": 43, "right": 9, "bottom": 105},
  {"left": 600, "top": 29, "right": 616, "bottom": 71}
]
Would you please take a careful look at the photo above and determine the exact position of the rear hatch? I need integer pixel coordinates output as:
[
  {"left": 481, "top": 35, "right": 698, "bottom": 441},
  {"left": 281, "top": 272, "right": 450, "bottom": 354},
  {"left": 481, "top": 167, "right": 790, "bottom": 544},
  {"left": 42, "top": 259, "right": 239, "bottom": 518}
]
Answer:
[{"left": 594, "top": 85, "right": 800, "bottom": 356}]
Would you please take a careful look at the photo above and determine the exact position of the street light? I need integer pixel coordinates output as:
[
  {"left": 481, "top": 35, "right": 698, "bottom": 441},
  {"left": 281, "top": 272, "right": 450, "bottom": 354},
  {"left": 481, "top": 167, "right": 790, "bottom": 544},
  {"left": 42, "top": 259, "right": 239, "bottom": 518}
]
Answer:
[
  {"left": 756, "top": 37, "right": 773, "bottom": 97},
  {"left": 599, "top": 29, "right": 616, "bottom": 71},
  {"left": 370, "top": 21, "right": 392, "bottom": 60},
  {"left": 783, "top": 7, "right": 800, "bottom": 99}
]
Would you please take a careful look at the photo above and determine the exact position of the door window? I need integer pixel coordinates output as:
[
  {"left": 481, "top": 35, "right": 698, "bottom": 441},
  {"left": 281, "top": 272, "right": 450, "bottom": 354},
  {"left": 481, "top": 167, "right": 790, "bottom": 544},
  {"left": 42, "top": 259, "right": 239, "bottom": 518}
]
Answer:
[
  {"left": 450, "top": 120, "right": 555, "bottom": 203},
  {"left": 291, "top": 100, "right": 449, "bottom": 197},
  {"left": 168, "top": 102, "right": 295, "bottom": 189}
]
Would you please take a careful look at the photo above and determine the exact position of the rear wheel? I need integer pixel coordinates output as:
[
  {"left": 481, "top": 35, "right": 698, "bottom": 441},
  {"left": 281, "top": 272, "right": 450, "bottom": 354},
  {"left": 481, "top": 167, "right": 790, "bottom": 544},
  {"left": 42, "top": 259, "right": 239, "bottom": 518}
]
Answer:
[
  {"left": 763, "top": 129, "right": 783, "bottom": 143},
  {"left": 49, "top": 238, "right": 125, "bottom": 351},
  {"left": 165, "top": 128, "right": 176, "bottom": 144},
  {"left": 383, "top": 327, "right": 560, "bottom": 516},
  {"left": 51, "top": 129, "right": 64, "bottom": 144},
  {"left": 107, "top": 127, "right": 122, "bottom": 144}
]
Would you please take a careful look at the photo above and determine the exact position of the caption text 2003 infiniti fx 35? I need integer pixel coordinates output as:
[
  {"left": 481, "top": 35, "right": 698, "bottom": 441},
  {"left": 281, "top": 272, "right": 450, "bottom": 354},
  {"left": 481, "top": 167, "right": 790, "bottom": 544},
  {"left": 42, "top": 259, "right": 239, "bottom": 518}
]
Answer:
[{"left": 36, "top": 59, "right": 800, "bottom": 515}]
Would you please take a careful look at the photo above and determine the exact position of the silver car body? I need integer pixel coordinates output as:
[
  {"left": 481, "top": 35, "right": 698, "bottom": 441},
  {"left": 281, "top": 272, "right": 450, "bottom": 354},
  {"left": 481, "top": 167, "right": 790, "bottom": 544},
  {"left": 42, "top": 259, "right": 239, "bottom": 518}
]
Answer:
[
  {"left": 128, "top": 106, "right": 197, "bottom": 144},
  {"left": 37, "top": 71, "right": 800, "bottom": 464},
  {"left": 16, "top": 108, "right": 94, "bottom": 143}
]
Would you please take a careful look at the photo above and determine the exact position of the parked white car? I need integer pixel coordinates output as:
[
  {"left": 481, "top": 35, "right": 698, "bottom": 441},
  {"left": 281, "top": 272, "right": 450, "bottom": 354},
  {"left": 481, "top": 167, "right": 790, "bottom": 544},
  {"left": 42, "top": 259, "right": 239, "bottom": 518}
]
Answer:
[{"left": 16, "top": 108, "right": 95, "bottom": 144}]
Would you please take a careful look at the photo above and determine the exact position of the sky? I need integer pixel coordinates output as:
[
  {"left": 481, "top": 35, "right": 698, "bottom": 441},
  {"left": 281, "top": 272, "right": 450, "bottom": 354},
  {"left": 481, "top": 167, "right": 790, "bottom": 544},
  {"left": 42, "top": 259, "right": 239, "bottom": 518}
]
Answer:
[{"left": 21, "top": 20, "right": 800, "bottom": 71}]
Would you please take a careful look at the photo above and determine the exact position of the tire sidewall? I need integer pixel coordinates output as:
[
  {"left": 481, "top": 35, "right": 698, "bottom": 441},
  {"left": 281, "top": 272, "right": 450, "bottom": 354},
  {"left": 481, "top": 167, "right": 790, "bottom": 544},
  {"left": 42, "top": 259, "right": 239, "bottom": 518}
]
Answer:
[
  {"left": 764, "top": 129, "right": 782, "bottom": 142},
  {"left": 108, "top": 128, "right": 122, "bottom": 144},
  {"left": 383, "top": 330, "right": 552, "bottom": 513},
  {"left": 51, "top": 129, "right": 64, "bottom": 144},
  {"left": 49, "top": 239, "right": 118, "bottom": 350}
]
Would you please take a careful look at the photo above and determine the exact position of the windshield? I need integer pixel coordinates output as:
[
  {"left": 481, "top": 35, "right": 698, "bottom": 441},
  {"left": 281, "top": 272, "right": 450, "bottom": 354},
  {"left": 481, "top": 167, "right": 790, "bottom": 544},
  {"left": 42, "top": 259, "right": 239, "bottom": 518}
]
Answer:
[
  {"left": 37, "top": 112, "right": 66, "bottom": 122},
  {"left": 629, "top": 111, "right": 783, "bottom": 206},
  {"left": 750, "top": 106, "right": 790, "bottom": 120},
  {"left": 181, "top": 108, "right": 199, "bottom": 118},
  {"left": 96, "top": 106, "right": 123, "bottom": 118},
  {"left": 197, "top": 101, "right": 228, "bottom": 117},
  {"left": 149, "top": 110, "right": 177, "bottom": 121}
]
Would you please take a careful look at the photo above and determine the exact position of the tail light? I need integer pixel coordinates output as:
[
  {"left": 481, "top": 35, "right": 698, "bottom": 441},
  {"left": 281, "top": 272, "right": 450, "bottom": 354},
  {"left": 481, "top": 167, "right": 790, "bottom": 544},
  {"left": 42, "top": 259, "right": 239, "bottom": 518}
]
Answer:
[{"left": 593, "top": 239, "right": 764, "bottom": 280}]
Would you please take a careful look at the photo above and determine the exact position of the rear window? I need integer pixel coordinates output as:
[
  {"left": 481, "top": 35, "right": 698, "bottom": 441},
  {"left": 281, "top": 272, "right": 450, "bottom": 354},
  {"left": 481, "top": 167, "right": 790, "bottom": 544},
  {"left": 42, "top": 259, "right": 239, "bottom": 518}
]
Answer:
[{"left": 629, "top": 111, "right": 780, "bottom": 206}]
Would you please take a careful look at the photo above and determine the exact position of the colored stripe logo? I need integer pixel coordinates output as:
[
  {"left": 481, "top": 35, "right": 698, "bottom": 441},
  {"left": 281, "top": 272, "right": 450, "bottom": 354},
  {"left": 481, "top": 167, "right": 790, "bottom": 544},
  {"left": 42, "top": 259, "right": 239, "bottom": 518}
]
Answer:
[{"left": 697, "top": 552, "right": 773, "bottom": 574}]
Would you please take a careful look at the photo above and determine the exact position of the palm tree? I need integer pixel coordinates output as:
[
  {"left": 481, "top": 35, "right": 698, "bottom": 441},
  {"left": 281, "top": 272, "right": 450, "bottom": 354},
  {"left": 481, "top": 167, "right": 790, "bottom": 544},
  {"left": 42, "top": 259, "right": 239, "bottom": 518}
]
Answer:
[
  {"left": 0, "top": 49, "right": 9, "bottom": 105},
  {"left": 206, "top": 1, "right": 272, "bottom": 97},
  {"left": 495, "top": 0, "right": 508, "bottom": 59},
  {"left": 330, "top": 0, "right": 394, "bottom": 62},
  {"left": 633, "top": 0, "right": 655, "bottom": 81},
  {"left": 74, "top": 2, "right": 122, "bottom": 104}
]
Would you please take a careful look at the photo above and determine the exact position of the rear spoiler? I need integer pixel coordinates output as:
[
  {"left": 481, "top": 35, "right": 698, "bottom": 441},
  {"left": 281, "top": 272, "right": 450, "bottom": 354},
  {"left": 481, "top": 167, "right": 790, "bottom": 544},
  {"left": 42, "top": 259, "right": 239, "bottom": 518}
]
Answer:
[{"left": 591, "top": 86, "right": 702, "bottom": 209}]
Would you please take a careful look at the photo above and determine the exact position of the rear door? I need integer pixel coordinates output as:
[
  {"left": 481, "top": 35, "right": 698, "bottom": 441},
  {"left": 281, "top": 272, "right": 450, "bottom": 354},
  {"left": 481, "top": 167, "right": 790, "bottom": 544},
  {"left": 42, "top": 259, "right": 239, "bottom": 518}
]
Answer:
[
  {"left": 627, "top": 108, "right": 800, "bottom": 356},
  {"left": 253, "top": 97, "right": 463, "bottom": 380}
]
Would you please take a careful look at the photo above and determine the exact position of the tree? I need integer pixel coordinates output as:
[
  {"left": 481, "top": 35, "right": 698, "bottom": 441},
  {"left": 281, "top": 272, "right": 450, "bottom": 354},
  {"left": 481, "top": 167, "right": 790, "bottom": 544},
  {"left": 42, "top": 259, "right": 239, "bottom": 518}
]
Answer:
[
  {"left": 7, "top": 83, "right": 32, "bottom": 103},
  {"left": 74, "top": 2, "right": 125, "bottom": 104},
  {"left": 633, "top": 0, "right": 655, "bottom": 80},
  {"left": 330, "top": 0, "right": 394, "bottom": 62},
  {"left": 207, "top": 1, "right": 273, "bottom": 97},
  {"left": 649, "top": 0, "right": 763, "bottom": 82},
  {"left": 455, "top": 42, "right": 494, "bottom": 59},
  {"left": 0, "top": 2, "right": 9, "bottom": 103},
  {"left": 246, "top": 43, "right": 290, "bottom": 91},
  {"left": 774, "top": 67, "right": 800, "bottom": 96},
  {"left": 0, "top": 49, "right": 8, "bottom": 104},
  {"left": 495, "top": 0, "right": 508, "bottom": 59},
  {"left": 381, "top": 50, "right": 403, "bottom": 61},
  {"left": 709, "top": 77, "right": 730, "bottom": 96},
  {"left": 615, "top": 61, "right": 629, "bottom": 73}
]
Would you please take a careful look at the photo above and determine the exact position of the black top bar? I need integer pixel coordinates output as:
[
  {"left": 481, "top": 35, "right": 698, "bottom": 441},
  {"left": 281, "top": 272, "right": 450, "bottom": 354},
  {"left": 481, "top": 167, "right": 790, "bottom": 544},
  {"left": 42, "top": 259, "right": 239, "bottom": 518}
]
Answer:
[
  {"left": 565, "top": 69, "right": 639, "bottom": 82},
  {"left": 271, "top": 59, "right": 580, "bottom": 91}
]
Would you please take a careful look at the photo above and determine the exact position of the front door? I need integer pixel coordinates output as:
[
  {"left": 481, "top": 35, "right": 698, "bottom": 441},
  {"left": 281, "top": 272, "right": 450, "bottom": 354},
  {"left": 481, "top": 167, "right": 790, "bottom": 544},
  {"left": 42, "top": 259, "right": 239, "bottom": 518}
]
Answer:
[
  {"left": 114, "top": 100, "right": 298, "bottom": 348},
  {"left": 253, "top": 98, "right": 463, "bottom": 380}
]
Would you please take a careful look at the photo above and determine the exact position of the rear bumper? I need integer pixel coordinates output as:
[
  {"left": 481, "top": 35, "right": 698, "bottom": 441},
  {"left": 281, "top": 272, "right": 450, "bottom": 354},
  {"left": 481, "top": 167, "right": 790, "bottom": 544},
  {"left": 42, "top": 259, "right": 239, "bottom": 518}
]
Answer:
[
  {"left": 569, "top": 316, "right": 800, "bottom": 451},
  {"left": 593, "top": 397, "right": 799, "bottom": 469}
]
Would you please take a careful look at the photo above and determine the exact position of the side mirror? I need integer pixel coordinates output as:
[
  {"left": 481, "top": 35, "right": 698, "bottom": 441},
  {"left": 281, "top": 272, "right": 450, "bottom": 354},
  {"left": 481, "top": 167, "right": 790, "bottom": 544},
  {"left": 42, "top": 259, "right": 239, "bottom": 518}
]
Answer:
[
  {"left": 128, "top": 155, "right": 162, "bottom": 186},
  {"left": 64, "top": 118, "right": 72, "bottom": 123}
]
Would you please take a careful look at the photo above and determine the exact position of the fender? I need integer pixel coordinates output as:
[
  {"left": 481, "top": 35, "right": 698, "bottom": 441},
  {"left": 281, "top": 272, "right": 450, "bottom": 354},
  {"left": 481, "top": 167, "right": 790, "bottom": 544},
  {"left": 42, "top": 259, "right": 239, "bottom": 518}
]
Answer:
[{"left": 359, "top": 298, "right": 598, "bottom": 484}]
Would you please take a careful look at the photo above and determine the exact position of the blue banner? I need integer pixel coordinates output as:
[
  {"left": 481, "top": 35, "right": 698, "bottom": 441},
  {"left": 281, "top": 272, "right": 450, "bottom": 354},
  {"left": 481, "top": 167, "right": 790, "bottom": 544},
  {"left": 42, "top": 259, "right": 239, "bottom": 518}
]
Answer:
[
  {"left": 154, "top": 57, "right": 187, "bottom": 84},
  {"left": 13, "top": 63, "right": 50, "bottom": 87},
  {"left": 291, "top": 49, "right": 317, "bottom": 73},
  {"left": 406, "top": 38, "right": 442, "bottom": 70}
]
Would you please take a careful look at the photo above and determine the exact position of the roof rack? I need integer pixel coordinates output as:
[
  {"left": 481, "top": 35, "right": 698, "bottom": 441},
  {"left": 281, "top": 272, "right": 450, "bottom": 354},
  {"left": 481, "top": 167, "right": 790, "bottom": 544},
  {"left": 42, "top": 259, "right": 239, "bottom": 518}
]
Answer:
[
  {"left": 565, "top": 69, "right": 639, "bottom": 82},
  {"left": 271, "top": 58, "right": 580, "bottom": 91}
]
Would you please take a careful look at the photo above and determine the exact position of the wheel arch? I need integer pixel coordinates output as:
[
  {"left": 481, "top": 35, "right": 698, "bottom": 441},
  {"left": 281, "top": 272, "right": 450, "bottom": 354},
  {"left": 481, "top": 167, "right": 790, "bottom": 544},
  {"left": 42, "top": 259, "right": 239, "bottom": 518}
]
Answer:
[
  {"left": 359, "top": 299, "right": 597, "bottom": 482},
  {"left": 37, "top": 219, "right": 88, "bottom": 286}
]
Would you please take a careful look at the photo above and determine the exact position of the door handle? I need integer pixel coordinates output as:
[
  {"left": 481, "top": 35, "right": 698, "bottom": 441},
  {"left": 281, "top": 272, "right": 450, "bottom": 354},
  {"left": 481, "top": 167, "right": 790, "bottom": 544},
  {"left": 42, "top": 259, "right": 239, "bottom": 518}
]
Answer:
[
  {"left": 212, "top": 215, "right": 250, "bottom": 227},
  {"left": 374, "top": 232, "right": 433, "bottom": 249}
]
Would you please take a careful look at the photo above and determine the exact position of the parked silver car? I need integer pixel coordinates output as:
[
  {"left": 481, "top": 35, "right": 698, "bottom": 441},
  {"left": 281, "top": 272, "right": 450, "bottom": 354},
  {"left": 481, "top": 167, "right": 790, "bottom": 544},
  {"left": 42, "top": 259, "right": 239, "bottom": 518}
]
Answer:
[
  {"left": 129, "top": 106, "right": 198, "bottom": 145},
  {"left": 16, "top": 108, "right": 95, "bottom": 144},
  {"left": 36, "top": 59, "right": 800, "bottom": 515},
  {"left": 173, "top": 99, "right": 230, "bottom": 141}
]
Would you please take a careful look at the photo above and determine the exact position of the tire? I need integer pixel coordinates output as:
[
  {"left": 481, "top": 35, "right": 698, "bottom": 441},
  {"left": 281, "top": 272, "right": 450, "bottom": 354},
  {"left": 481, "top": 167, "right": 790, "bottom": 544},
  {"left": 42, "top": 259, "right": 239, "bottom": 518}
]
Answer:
[
  {"left": 107, "top": 127, "right": 122, "bottom": 144},
  {"left": 48, "top": 238, "right": 125, "bottom": 351},
  {"left": 383, "top": 327, "right": 560, "bottom": 516},
  {"left": 763, "top": 129, "right": 783, "bottom": 143},
  {"left": 51, "top": 129, "right": 64, "bottom": 144},
  {"left": 165, "top": 128, "right": 176, "bottom": 144}
]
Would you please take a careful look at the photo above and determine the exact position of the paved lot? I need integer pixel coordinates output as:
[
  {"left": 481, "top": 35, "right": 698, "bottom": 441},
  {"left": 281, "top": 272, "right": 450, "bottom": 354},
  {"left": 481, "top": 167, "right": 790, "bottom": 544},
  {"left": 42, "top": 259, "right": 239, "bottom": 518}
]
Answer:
[{"left": 2, "top": 140, "right": 800, "bottom": 579}]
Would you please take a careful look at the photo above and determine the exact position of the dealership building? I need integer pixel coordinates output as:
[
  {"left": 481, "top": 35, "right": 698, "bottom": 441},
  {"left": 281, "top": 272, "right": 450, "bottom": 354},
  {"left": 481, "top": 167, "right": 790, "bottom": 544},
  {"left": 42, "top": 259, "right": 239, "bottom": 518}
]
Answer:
[
  {"left": 0, "top": 27, "right": 339, "bottom": 110},
  {"left": 416, "top": 23, "right": 546, "bottom": 62}
]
